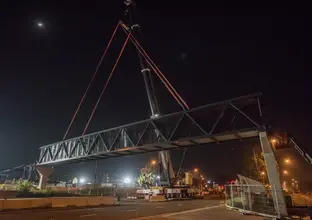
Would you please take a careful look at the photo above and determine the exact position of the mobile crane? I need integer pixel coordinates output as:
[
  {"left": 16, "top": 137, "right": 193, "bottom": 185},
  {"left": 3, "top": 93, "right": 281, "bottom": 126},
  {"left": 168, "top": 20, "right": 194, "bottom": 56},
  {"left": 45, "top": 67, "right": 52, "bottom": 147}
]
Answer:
[{"left": 124, "top": 0, "right": 196, "bottom": 200}]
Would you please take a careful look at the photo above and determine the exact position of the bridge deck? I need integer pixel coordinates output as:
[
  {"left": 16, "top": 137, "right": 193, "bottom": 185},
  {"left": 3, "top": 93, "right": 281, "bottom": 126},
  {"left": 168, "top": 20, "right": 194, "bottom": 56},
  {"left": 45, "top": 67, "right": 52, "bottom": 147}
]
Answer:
[{"left": 37, "top": 93, "right": 263, "bottom": 165}]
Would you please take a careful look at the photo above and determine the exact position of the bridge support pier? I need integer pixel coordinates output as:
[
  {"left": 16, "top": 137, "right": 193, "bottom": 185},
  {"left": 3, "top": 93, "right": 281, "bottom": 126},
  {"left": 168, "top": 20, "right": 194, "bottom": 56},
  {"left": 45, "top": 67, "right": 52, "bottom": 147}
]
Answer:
[
  {"left": 36, "top": 166, "right": 53, "bottom": 189},
  {"left": 259, "top": 131, "right": 287, "bottom": 217}
]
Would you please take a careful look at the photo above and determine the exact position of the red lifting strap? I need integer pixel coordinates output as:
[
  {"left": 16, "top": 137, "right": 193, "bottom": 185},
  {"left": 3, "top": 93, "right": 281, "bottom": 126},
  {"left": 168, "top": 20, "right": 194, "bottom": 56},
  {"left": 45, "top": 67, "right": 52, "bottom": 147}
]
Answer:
[
  {"left": 62, "top": 23, "right": 120, "bottom": 140},
  {"left": 120, "top": 23, "right": 189, "bottom": 110},
  {"left": 82, "top": 32, "right": 132, "bottom": 135}
]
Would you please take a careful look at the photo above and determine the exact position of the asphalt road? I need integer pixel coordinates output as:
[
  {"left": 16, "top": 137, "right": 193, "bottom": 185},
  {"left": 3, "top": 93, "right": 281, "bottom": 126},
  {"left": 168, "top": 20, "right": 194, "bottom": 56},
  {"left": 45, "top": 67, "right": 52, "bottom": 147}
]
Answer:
[
  {"left": 158, "top": 206, "right": 263, "bottom": 220},
  {"left": 0, "top": 198, "right": 262, "bottom": 220}
]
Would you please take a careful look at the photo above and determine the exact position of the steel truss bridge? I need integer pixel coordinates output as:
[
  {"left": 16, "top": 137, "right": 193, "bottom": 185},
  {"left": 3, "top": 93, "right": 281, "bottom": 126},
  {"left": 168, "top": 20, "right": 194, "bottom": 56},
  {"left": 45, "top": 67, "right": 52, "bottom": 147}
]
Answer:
[{"left": 38, "top": 93, "right": 264, "bottom": 165}]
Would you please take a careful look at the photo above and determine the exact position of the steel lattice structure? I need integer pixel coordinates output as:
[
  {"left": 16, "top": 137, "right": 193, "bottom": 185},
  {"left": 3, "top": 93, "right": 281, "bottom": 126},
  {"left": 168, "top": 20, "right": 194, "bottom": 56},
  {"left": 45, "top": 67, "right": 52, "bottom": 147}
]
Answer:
[{"left": 38, "top": 93, "right": 264, "bottom": 165}]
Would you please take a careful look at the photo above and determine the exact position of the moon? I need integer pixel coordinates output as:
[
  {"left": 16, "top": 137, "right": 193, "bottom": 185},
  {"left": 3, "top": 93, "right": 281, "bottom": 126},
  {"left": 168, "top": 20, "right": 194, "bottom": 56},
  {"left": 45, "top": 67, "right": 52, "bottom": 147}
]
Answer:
[{"left": 37, "top": 22, "right": 44, "bottom": 28}]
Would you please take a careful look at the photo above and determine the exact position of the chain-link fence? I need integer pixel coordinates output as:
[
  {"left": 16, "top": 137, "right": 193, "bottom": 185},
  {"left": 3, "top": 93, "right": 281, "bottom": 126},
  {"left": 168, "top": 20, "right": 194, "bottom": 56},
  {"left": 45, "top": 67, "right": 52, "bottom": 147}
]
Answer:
[{"left": 225, "top": 184, "right": 280, "bottom": 218}]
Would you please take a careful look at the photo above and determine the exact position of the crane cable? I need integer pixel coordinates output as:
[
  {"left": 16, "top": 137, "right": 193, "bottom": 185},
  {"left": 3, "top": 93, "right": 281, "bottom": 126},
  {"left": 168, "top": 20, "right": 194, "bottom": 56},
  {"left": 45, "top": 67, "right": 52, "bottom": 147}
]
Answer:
[
  {"left": 82, "top": 32, "right": 132, "bottom": 135},
  {"left": 119, "top": 22, "right": 189, "bottom": 110},
  {"left": 140, "top": 47, "right": 187, "bottom": 111},
  {"left": 62, "top": 22, "right": 121, "bottom": 140},
  {"left": 136, "top": 40, "right": 190, "bottom": 110},
  {"left": 132, "top": 36, "right": 189, "bottom": 110}
]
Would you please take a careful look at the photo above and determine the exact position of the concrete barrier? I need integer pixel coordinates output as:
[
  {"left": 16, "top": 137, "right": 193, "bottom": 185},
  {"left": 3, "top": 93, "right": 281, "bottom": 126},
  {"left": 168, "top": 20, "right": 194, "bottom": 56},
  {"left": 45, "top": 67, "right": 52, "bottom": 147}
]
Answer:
[
  {"left": 51, "top": 197, "right": 88, "bottom": 208},
  {"left": 1, "top": 198, "right": 52, "bottom": 210},
  {"left": 1, "top": 199, "right": 33, "bottom": 210},
  {"left": 0, "top": 196, "right": 115, "bottom": 211},
  {"left": 30, "top": 198, "right": 52, "bottom": 209},
  {"left": 0, "top": 200, "right": 4, "bottom": 211},
  {"left": 87, "top": 197, "right": 101, "bottom": 206},
  {"left": 87, "top": 196, "right": 115, "bottom": 206}
]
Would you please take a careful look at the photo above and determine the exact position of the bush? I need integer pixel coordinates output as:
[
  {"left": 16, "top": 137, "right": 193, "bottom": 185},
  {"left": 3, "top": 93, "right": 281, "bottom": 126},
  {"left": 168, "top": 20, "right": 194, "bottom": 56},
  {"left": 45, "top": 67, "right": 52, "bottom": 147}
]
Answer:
[{"left": 16, "top": 180, "right": 33, "bottom": 192}]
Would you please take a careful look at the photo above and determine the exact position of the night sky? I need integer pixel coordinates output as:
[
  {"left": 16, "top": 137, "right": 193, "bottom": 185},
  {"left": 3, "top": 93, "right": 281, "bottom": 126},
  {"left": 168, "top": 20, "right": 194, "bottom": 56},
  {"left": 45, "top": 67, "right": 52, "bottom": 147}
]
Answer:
[{"left": 0, "top": 1, "right": 310, "bottom": 182}]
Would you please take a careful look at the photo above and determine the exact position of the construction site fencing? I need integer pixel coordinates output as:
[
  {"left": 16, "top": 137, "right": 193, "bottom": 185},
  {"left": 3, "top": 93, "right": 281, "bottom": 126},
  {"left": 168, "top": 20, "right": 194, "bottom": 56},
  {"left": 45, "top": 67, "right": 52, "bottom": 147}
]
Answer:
[{"left": 225, "top": 184, "right": 280, "bottom": 218}]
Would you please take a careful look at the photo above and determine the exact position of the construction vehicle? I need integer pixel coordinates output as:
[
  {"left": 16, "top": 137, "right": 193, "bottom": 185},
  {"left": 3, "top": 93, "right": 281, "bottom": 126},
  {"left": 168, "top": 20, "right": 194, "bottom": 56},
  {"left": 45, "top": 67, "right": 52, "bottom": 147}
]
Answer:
[{"left": 135, "top": 155, "right": 198, "bottom": 200}]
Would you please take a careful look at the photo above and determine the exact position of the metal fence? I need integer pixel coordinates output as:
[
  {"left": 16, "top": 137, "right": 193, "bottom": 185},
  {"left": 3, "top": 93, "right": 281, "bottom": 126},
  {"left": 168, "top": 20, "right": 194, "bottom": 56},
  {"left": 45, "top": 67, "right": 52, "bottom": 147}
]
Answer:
[{"left": 225, "top": 184, "right": 280, "bottom": 218}]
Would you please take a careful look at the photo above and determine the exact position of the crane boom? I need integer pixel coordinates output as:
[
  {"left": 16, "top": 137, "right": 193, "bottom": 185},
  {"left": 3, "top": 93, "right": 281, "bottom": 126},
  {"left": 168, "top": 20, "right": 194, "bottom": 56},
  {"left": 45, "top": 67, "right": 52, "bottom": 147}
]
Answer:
[
  {"left": 124, "top": 0, "right": 159, "bottom": 116},
  {"left": 286, "top": 133, "right": 312, "bottom": 164},
  {"left": 124, "top": 0, "right": 174, "bottom": 185}
]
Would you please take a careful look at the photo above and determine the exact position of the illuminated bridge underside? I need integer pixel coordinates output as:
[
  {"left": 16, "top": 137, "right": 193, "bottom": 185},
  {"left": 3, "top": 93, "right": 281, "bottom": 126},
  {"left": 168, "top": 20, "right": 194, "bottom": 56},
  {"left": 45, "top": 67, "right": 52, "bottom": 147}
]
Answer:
[{"left": 38, "top": 93, "right": 264, "bottom": 165}]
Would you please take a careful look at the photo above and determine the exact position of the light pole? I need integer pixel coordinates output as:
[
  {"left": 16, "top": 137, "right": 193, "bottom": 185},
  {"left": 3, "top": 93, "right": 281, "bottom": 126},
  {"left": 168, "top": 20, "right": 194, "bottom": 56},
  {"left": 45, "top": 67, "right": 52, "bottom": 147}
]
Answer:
[{"left": 201, "top": 177, "right": 204, "bottom": 193}]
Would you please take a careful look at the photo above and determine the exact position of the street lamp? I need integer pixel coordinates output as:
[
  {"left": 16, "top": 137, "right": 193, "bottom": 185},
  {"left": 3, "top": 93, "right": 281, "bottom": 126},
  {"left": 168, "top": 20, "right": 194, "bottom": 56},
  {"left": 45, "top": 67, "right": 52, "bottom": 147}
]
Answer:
[
  {"left": 151, "top": 160, "right": 156, "bottom": 165},
  {"left": 260, "top": 171, "right": 265, "bottom": 183},
  {"left": 284, "top": 158, "right": 291, "bottom": 164},
  {"left": 194, "top": 168, "right": 198, "bottom": 172},
  {"left": 79, "top": 178, "right": 86, "bottom": 185},
  {"left": 283, "top": 170, "right": 289, "bottom": 175},
  {"left": 271, "top": 138, "right": 277, "bottom": 144},
  {"left": 123, "top": 177, "right": 131, "bottom": 184}
]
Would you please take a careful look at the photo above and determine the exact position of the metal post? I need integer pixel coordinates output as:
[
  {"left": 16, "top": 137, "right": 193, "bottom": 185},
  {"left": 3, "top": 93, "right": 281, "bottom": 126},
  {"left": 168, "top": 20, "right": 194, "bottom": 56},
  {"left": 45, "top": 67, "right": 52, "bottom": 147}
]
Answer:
[
  {"left": 241, "top": 184, "right": 245, "bottom": 210},
  {"left": 230, "top": 184, "right": 234, "bottom": 207},
  {"left": 27, "top": 165, "right": 32, "bottom": 181},
  {"left": 93, "top": 160, "right": 98, "bottom": 194},
  {"left": 248, "top": 185, "right": 252, "bottom": 211},
  {"left": 22, "top": 166, "right": 26, "bottom": 179},
  {"left": 259, "top": 131, "right": 287, "bottom": 216}
]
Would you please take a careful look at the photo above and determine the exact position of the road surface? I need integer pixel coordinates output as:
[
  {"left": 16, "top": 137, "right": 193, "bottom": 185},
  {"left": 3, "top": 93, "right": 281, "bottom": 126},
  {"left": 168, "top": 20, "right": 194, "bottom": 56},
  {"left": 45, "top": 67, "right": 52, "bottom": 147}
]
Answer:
[{"left": 0, "top": 199, "right": 262, "bottom": 220}]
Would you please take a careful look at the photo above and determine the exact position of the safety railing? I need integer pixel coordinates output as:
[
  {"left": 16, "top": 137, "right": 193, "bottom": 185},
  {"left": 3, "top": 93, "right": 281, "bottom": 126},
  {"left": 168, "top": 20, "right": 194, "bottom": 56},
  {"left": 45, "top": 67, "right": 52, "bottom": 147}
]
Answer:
[{"left": 225, "top": 184, "right": 280, "bottom": 218}]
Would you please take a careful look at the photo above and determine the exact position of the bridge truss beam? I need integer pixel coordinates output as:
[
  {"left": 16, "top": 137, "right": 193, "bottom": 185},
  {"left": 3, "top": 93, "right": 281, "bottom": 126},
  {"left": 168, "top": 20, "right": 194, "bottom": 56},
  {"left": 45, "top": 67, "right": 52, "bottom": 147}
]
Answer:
[{"left": 38, "top": 93, "right": 264, "bottom": 165}]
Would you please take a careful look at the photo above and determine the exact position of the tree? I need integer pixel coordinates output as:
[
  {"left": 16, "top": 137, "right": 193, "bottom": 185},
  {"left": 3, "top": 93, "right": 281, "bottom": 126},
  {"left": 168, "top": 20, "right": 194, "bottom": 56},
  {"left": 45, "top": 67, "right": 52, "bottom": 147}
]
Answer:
[
  {"left": 137, "top": 168, "right": 155, "bottom": 188},
  {"left": 242, "top": 147, "right": 266, "bottom": 182}
]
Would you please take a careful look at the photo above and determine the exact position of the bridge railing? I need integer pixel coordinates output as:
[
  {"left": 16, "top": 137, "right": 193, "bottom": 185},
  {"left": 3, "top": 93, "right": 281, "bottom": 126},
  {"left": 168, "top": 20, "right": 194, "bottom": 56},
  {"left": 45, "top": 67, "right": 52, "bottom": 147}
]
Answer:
[{"left": 38, "top": 93, "right": 264, "bottom": 165}]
